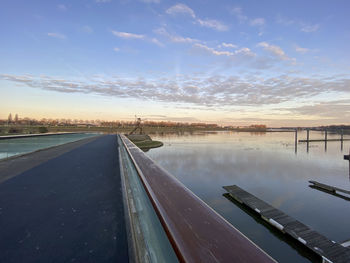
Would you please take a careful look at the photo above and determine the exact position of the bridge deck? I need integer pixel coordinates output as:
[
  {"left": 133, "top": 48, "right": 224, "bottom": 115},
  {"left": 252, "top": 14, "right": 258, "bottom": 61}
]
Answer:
[
  {"left": 0, "top": 135, "right": 128, "bottom": 263},
  {"left": 223, "top": 185, "right": 350, "bottom": 263}
]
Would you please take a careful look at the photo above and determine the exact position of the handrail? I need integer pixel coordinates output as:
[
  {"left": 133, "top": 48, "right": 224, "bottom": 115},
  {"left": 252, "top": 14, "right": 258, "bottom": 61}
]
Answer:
[{"left": 119, "top": 135, "right": 275, "bottom": 263}]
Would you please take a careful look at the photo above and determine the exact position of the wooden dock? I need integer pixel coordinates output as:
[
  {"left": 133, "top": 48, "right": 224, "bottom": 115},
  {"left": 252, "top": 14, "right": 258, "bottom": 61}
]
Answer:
[
  {"left": 223, "top": 185, "right": 350, "bottom": 263},
  {"left": 299, "top": 139, "right": 350, "bottom": 142},
  {"left": 309, "top": 181, "right": 350, "bottom": 196}
]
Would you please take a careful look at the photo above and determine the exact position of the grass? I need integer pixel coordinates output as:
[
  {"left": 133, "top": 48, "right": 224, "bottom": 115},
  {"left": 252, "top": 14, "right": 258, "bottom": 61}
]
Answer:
[
  {"left": 126, "top": 134, "right": 163, "bottom": 150},
  {"left": 133, "top": 140, "right": 163, "bottom": 149}
]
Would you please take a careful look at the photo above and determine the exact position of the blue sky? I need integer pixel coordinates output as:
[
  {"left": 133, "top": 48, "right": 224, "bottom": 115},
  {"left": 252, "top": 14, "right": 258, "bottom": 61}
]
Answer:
[{"left": 0, "top": 0, "right": 349, "bottom": 126}]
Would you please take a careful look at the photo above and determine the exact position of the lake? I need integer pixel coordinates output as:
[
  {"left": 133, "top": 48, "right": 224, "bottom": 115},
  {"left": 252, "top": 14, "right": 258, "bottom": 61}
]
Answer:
[{"left": 147, "top": 131, "right": 350, "bottom": 263}]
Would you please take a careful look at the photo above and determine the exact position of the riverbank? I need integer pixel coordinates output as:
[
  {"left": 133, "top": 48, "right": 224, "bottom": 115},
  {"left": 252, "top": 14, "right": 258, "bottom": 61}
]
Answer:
[{"left": 0, "top": 125, "right": 270, "bottom": 136}]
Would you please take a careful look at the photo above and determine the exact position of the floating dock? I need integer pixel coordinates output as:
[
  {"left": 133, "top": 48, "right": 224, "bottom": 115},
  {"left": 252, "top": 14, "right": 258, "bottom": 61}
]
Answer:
[
  {"left": 299, "top": 139, "right": 350, "bottom": 142},
  {"left": 309, "top": 181, "right": 350, "bottom": 196},
  {"left": 223, "top": 185, "right": 350, "bottom": 263}
]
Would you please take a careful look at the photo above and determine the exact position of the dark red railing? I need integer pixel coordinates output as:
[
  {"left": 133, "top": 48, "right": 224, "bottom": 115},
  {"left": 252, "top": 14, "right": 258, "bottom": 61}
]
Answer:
[{"left": 120, "top": 135, "right": 275, "bottom": 263}]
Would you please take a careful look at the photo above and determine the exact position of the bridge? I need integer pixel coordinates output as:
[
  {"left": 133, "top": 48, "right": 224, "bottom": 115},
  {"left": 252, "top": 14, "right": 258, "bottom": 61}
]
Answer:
[{"left": 0, "top": 134, "right": 275, "bottom": 263}]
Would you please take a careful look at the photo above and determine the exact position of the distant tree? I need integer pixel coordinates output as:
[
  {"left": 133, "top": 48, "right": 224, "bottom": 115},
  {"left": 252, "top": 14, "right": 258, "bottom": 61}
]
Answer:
[
  {"left": 8, "top": 113, "right": 12, "bottom": 124},
  {"left": 38, "top": 126, "right": 48, "bottom": 133},
  {"left": 14, "top": 114, "right": 19, "bottom": 123}
]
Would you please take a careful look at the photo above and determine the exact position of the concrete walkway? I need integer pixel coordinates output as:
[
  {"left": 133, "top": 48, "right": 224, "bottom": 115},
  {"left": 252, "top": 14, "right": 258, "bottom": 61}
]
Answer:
[{"left": 0, "top": 135, "right": 128, "bottom": 263}]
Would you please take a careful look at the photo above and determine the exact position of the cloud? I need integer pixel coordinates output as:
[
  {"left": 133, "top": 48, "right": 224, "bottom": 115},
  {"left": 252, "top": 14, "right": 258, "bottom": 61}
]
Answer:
[
  {"left": 276, "top": 15, "right": 295, "bottom": 26},
  {"left": 219, "top": 42, "right": 238, "bottom": 49},
  {"left": 193, "top": 43, "right": 255, "bottom": 58},
  {"left": 231, "top": 6, "right": 265, "bottom": 30},
  {"left": 257, "top": 42, "right": 292, "bottom": 61},
  {"left": 57, "top": 4, "right": 67, "bottom": 11},
  {"left": 154, "top": 27, "right": 198, "bottom": 43},
  {"left": 47, "top": 32, "right": 66, "bottom": 39},
  {"left": 290, "top": 100, "right": 350, "bottom": 120},
  {"left": 112, "top": 31, "right": 144, "bottom": 39},
  {"left": 8, "top": 72, "right": 348, "bottom": 108},
  {"left": 1, "top": 73, "right": 349, "bottom": 115},
  {"left": 301, "top": 24, "right": 319, "bottom": 33},
  {"left": 231, "top": 7, "right": 247, "bottom": 23},
  {"left": 250, "top": 18, "right": 265, "bottom": 26},
  {"left": 113, "top": 47, "right": 120, "bottom": 52},
  {"left": 150, "top": 38, "right": 164, "bottom": 47},
  {"left": 166, "top": 3, "right": 195, "bottom": 18},
  {"left": 96, "top": 0, "right": 111, "bottom": 3},
  {"left": 140, "top": 0, "right": 160, "bottom": 3},
  {"left": 196, "top": 19, "right": 229, "bottom": 31},
  {"left": 82, "top": 26, "right": 93, "bottom": 34},
  {"left": 193, "top": 43, "right": 234, "bottom": 56},
  {"left": 295, "top": 46, "right": 309, "bottom": 54},
  {"left": 166, "top": 3, "right": 228, "bottom": 31},
  {"left": 112, "top": 30, "right": 163, "bottom": 47},
  {"left": 276, "top": 15, "right": 320, "bottom": 33}
]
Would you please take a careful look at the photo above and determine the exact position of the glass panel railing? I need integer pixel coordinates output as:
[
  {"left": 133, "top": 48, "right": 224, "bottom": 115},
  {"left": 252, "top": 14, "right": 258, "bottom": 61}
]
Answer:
[
  {"left": 118, "top": 135, "right": 178, "bottom": 263},
  {"left": 0, "top": 133, "right": 98, "bottom": 160}
]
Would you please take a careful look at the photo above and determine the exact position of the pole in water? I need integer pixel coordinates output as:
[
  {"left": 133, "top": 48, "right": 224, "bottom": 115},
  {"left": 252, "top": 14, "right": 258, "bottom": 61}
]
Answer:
[
  {"left": 325, "top": 130, "right": 327, "bottom": 152},
  {"left": 306, "top": 128, "right": 310, "bottom": 153},
  {"left": 341, "top": 129, "right": 344, "bottom": 151},
  {"left": 295, "top": 128, "right": 298, "bottom": 154}
]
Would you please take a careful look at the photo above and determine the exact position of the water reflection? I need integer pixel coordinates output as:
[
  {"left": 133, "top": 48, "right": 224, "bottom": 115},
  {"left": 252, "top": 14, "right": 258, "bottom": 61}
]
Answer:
[{"left": 147, "top": 131, "right": 350, "bottom": 263}]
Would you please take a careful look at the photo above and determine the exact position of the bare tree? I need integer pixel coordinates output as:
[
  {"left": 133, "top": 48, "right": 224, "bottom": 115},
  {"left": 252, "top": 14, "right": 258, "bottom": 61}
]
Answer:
[{"left": 8, "top": 113, "right": 12, "bottom": 124}]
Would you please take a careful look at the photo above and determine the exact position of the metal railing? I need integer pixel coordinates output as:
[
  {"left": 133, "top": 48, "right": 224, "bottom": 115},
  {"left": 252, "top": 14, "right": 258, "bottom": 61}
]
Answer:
[{"left": 119, "top": 134, "right": 275, "bottom": 263}]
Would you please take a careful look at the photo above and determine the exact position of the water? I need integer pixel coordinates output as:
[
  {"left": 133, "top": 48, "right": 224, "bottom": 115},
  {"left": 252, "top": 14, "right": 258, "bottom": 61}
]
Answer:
[
  {"left": 0, "top": 133, "right": 99, "bottom": 159},
  {"left": 147, "top": 131, "right": 350, "bottom": 263}
]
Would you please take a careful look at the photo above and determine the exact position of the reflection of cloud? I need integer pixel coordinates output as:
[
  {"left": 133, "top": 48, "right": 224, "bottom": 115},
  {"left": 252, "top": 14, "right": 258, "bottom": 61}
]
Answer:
[{"left": 1, "top": 73, "right": 349, "bottom": 111}]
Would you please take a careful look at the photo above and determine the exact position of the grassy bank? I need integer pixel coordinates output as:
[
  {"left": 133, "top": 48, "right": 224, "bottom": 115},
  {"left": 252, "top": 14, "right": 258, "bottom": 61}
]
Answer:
[
  {"left": 0, "top": 125, "right": 227, "bottom": 136},
  {"left": 126, "top": 134, "right": 163, "bottom": 150}
]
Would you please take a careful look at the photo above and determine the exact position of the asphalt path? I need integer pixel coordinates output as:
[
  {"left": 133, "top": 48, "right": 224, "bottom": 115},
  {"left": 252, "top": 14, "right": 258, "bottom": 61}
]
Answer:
[{"left": 0, "top": 135, "right": 128, "bottom": 263}]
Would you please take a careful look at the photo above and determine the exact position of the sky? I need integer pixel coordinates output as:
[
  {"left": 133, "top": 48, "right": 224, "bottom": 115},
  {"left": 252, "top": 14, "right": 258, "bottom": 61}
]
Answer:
[{"left": 0, "top": 0, "right": 349, "bottom": 126}]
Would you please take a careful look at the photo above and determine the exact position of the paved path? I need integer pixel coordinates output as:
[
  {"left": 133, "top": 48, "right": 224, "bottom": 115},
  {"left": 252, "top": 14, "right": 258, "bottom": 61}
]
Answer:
[{"left": 0, "top": 135, "right": 128, "bottom": 263}]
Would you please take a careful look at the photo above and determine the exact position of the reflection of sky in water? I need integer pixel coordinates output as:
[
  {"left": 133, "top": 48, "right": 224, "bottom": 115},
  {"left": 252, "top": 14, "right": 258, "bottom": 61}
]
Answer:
[
  {"left": 0, "top": 133, "right": 98, "bottom": 159},
  {"left": 147, "top": 131, "right": 350, "bottom": 263}
]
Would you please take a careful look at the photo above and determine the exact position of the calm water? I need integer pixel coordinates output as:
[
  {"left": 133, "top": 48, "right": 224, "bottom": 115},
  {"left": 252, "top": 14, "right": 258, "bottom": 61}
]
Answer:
[
  {"left": 0, "top": 133, "right": 98, "bottom": 159},
  {"left": 147, "top": 131, "right": 350, "bottom": 263}
]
